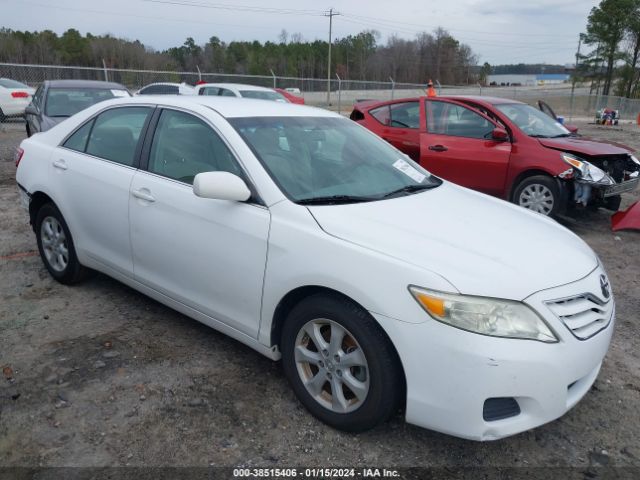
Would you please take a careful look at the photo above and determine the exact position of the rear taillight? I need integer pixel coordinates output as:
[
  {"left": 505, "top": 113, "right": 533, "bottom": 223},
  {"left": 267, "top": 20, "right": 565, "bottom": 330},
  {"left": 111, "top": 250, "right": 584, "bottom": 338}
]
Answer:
[
  {"left": 15, "top": 148, "right": 25, "bottom": 167},
  {"left": 11, "top": 91, "right": 29, "bottom": 98}
]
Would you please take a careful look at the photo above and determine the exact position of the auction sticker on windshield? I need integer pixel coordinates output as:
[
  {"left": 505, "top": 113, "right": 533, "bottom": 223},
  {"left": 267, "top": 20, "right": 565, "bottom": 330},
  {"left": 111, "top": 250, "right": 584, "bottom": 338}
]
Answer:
[
  {"left": 392, "top": 158, "right": 426, "bottom": 183},
  {"left": 111, "top": 90, "right": 129, "bottom": 97}
]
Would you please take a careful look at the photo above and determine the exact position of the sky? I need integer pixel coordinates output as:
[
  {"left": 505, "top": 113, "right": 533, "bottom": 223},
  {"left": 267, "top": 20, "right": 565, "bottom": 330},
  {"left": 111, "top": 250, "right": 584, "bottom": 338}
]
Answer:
[{"left": 1, "top": 0, "right": 600, "bottom": 66}]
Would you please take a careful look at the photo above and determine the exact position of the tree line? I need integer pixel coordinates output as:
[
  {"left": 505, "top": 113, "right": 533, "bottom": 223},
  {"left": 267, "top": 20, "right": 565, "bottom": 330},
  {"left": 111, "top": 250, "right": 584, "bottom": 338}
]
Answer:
[
  {"left": 0, "top": 27, "right": 478, "bottom": 85},
  {"left": 581, "top": 0, "right": 640, "bottom": 97}
]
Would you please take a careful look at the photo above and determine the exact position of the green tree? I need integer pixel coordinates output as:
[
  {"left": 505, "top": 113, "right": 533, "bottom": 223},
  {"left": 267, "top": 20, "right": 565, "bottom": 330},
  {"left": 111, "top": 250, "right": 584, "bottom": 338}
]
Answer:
[{"left": 584, "top": 0, "right": 635, "bottom": 95}]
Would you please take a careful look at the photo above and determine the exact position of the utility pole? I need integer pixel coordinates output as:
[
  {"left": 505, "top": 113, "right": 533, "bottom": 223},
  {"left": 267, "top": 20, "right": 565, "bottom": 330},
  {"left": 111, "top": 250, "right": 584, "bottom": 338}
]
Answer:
[
  {"left": 325, "top": 8, "right": 340, "bottom": 106},
  {"left": 569, "top": 34, "right": 582, "bottom": 123}
]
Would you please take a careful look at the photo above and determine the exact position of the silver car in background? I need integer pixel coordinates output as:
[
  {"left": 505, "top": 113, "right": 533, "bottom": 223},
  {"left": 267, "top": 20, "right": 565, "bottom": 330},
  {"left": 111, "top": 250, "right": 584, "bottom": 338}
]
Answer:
[{"left": 24, "top": 80, "right": 130, "bottom": 136}]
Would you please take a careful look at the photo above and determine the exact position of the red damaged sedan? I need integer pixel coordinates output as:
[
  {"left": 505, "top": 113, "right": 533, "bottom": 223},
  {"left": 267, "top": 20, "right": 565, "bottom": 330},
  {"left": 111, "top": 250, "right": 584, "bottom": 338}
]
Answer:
[{"left": 351, "top": 96, "right": 640, "bottom": 216}]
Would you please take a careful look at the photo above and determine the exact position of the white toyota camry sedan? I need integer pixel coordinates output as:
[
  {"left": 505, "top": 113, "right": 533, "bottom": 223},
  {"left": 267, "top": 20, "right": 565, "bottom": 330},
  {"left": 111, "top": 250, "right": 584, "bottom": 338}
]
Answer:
[{"left": 15, "top": 96, "right": 614, "bottom": 440}]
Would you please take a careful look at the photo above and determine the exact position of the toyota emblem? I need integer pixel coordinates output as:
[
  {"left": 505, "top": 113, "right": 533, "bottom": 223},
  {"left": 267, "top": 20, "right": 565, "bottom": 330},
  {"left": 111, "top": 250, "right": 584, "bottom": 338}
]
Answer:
[{"left": 600, "top": 274, "right": 610, "bottom": 299}]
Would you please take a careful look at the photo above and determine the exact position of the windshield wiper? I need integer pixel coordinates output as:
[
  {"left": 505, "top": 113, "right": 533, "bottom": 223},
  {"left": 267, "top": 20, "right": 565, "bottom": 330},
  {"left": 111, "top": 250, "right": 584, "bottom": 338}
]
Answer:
[
  {"left": 551, "top": 133, "right": 571, "bottom": 138},
  {"left": 297, "top": 195, "right": 377, "bottom": 205},
  {"left": 528, "top": 134, "right": 550, "bottom": 138},
  {"left": 382, "top": 183, "right": 439, "bottom": 198}
]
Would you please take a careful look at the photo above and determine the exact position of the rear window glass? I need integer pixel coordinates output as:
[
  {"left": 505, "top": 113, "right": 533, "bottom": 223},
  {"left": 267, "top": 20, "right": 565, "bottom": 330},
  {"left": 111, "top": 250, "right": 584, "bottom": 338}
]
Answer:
[
  {"left": 85, "top": 107, "right": 151, "bottom": 166},
  {"left": 239, "top": 90, "right": 287, "bottom": 102},
  {"left": 63, "top": 120, "right": 95, "bottom": 152},
  {"left": 140, "top": 85, "right": 179, "bottom": 95},
  {"left": 45, "top": 88, "right": 119, "bottom": 117}
]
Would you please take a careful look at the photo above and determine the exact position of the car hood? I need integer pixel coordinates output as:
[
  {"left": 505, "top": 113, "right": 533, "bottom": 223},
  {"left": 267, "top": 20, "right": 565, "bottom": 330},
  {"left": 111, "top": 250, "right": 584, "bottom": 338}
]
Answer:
[
  {"left": 307, "top": 183, "right": 597, "bottom": 300},
  {"left": 538, "top": 136, "right": 633, "bottom": 156}
]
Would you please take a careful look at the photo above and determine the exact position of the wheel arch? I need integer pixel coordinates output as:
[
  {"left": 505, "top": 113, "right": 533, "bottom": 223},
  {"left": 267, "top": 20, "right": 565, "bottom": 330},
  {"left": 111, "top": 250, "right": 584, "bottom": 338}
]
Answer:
[
  {"left": 28, "top": 190, "right": 56, "bottom": 230},
  {"left": 509, "top": 169, "right": 564, "bottom": 202},
  {"left": 271, "top": 284, "right": 407, "bottom": 409}
]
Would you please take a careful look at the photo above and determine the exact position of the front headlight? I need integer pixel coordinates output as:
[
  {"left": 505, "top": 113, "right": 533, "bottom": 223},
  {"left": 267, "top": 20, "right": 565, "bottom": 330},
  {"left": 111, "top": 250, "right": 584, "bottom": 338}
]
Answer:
[
  {"left": 409, "top": 286, "right": 558, "bottom": 343},
  {"left": 561, "top": 153, "right": 611, "bottom": 184}
]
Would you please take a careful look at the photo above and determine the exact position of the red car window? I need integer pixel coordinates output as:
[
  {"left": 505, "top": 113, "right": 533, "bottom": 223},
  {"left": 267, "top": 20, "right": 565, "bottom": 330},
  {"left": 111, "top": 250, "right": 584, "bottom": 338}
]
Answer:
[
  {"left": 369, "top": 105, "right": 391, "bottom": 126},
  {"left": 427, "top": 101, "right": 494, "bottom": 139},
  {"left": 389, "top": 101, "right": 420, "bottom": 129}
]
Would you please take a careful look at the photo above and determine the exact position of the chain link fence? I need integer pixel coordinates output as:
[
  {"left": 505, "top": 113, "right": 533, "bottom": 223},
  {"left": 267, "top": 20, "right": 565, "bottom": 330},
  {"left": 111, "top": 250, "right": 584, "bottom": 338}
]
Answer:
[{"left": 2, "top": 62, "right": 640, "bottom": 123}]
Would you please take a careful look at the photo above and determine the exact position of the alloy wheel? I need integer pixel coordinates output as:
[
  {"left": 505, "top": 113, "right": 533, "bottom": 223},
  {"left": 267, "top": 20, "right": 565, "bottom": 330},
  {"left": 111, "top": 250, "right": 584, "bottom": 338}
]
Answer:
[
  {"left": 40, "top": 216, "right": 69, "bottom": 272},
  {"left": 294, "top": 318, "right": 370, "bottom": 413}
]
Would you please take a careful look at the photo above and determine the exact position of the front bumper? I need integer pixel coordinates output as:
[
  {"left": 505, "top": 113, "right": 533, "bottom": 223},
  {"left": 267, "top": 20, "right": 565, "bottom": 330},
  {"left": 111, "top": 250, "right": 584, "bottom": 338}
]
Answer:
[
  {"left": 373, "top": 266, "right": 614, "bottom": 441},
  {"left": 600, "top": 177, "right": 639, "bottom": 198}
]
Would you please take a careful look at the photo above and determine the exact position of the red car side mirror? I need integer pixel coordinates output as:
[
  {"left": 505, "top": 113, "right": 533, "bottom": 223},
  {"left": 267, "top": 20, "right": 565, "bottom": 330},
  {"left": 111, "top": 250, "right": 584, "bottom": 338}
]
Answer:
[{"left": 491, "top": 127, "right": 509, "bottom": 142}]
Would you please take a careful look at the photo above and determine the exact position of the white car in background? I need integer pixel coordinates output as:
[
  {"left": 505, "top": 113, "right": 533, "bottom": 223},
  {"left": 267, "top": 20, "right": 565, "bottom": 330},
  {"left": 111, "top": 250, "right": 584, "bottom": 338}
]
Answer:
[
  {"left": 135, "top": 82, "right": 196, "bottom": 96},
  {"left": 0, "top": 78, "right": 35, "bottom": 121},
  {"left": 195, "top": 82, "right": 288, "bottom": 102},
  {"left": 15, "top": 96, "right": 614, "bottom": 441}
]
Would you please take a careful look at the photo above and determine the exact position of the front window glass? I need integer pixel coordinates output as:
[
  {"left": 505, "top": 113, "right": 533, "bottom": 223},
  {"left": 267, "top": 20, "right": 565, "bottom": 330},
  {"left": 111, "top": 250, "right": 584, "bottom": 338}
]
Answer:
[
  {"left": 427, "top": 101, "right": 494, "bottom": 139},
  {"left": 0, "top": 78, "right": 29, "bottom": 88},
  {"left": 45, "top": 88, "right": 124, "bottom": 117},
  {"left": 239, "top": 90, "right": 287, "bottom": 102},
  {"left": 230, "top": 116, "right": 441, "bottom": 203},
  {"left": 86, "top": 107, "right": 151, "bottom": 166},
  {"left": 496, "top": 103, "right": 570, "bottom": 138},
  {"left": 148, "top": 109, "right": 241, "bottom": 184}
]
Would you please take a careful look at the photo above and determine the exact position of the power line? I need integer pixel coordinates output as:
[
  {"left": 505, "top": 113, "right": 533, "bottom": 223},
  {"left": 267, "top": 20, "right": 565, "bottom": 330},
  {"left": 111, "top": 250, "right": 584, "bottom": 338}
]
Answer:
[
  {"left": 142, "top": 0, "right": 326, "bottom": 16},
  {"left": 341, "top": 12, "right": 578, "bottom": 39}
]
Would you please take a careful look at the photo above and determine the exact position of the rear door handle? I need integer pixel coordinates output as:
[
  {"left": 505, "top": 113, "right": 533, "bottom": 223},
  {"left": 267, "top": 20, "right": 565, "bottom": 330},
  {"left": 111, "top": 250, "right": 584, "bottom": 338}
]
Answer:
[
  {"left": 428, "top": 145, "right": 448, "bottom": 152},
  {"left": 52, "top": 159, "right": 68, "bottom": 170},
  {"left": 132, "top": 188, "right": 156, "bottom": 203}
]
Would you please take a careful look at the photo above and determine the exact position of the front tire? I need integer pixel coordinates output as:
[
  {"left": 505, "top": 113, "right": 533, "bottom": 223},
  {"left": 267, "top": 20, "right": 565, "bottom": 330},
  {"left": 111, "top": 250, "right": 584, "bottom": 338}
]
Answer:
[
  {"left": 35, "top": 203, "right": 88, "bottom": 284},
  {"left": 281, "top": 293, "right": 402, "bottom": 432},
  {"left": 512, "top": 175, "right": 561, "bottom": 217}
]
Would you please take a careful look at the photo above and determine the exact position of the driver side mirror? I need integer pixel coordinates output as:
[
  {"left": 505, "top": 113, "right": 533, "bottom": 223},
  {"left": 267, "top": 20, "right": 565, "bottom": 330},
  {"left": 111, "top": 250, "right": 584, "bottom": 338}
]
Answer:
[
  {"left": 24, "top": 105, "right": 38, "bottom": 116},
  {"left": 193, "top": 171, "right": 251, "bottom": 202},
  {"left": 491, "top": 127, "right": 509, "bottom": 142}
]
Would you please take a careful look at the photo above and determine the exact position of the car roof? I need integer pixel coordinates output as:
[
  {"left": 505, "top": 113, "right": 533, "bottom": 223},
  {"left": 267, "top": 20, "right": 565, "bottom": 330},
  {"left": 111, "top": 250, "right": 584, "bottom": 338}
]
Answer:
[
  {"left": 45, "top": 80, "right": 128, "bottom": 89},
  {"left": 99, "top": 95, "right": 337, "bottom": 118},
  {"left": 354, "top": 95, "right": 525, "bottom": 111},
  {"left": 143, "top": 82, "right": 191, "bottom": 87},
  {"left": 197, "top": 83, "right": 274, "bottom": 92},
  {"left": 441, "top": 95, "right": 525, "bottom": 106}
]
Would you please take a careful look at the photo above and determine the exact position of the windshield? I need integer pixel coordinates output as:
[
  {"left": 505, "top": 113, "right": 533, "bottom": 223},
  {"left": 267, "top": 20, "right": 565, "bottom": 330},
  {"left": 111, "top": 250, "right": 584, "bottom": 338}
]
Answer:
[
  {"left": 239, "top": 90, "right": 288, "bottom": 102},
  {"left": 496, "top": 103, "right": 570, "bottom": 138},
  {"left": 230, "top": 116, "right": 442, "bottom": 203},
  {"left": 0, "top": 78, "right": 29, "bottom": 89},
  {"left": 45, "top": 88, "right": 127, "bottom": 117}
]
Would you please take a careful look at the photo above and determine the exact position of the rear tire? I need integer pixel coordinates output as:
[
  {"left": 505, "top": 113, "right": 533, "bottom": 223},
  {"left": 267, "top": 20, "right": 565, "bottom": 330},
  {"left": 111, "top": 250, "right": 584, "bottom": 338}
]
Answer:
[
  {"left": 0, "top": 108, "right": 5, "bottom": 123},
  {"left": 281, "top": 293, "right": 403, "bottom": 432},
  {"left": 512, "top": 175, "right": 561, "bottom": 217},
  {"left": 35, "top": 203, "right": 88, "bottom": 284},
  {"left": 25, "top": 121, "right": 31, "bottom": 137}
]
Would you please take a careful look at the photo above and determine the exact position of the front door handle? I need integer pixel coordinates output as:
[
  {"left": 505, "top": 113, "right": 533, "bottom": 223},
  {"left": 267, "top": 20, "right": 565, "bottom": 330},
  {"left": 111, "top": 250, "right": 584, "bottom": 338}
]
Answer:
[
  {"left": 52, "top": 159, "right": 68, "bottom": 170},
  {"left": 428, "top": 145, "right": 448, "bottom": 152},
  {"left": 132, "top": 188, "right": 156, "bottom": 203}
]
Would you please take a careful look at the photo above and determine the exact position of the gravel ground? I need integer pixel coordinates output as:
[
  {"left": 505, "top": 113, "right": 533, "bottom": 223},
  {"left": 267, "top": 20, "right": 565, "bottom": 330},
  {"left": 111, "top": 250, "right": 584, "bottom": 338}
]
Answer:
[{"left": 0, "top": 119, "right": 639, "bottom": 471}]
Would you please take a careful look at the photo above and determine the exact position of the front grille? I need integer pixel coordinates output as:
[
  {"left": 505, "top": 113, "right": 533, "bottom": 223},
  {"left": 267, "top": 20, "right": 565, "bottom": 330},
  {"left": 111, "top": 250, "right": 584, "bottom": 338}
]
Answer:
[
  {"left": 483, "top": 397, "right": 520, "bottom": 422},
  {"left": 546, "top": 293, "right": 613, "bottom": 340}
]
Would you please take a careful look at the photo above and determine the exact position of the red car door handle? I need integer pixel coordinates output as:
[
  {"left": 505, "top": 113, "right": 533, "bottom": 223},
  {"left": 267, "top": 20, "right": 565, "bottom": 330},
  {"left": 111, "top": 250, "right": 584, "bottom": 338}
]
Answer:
[{"left": 428, "top": 145, "right": 448, "bottom": 152}]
